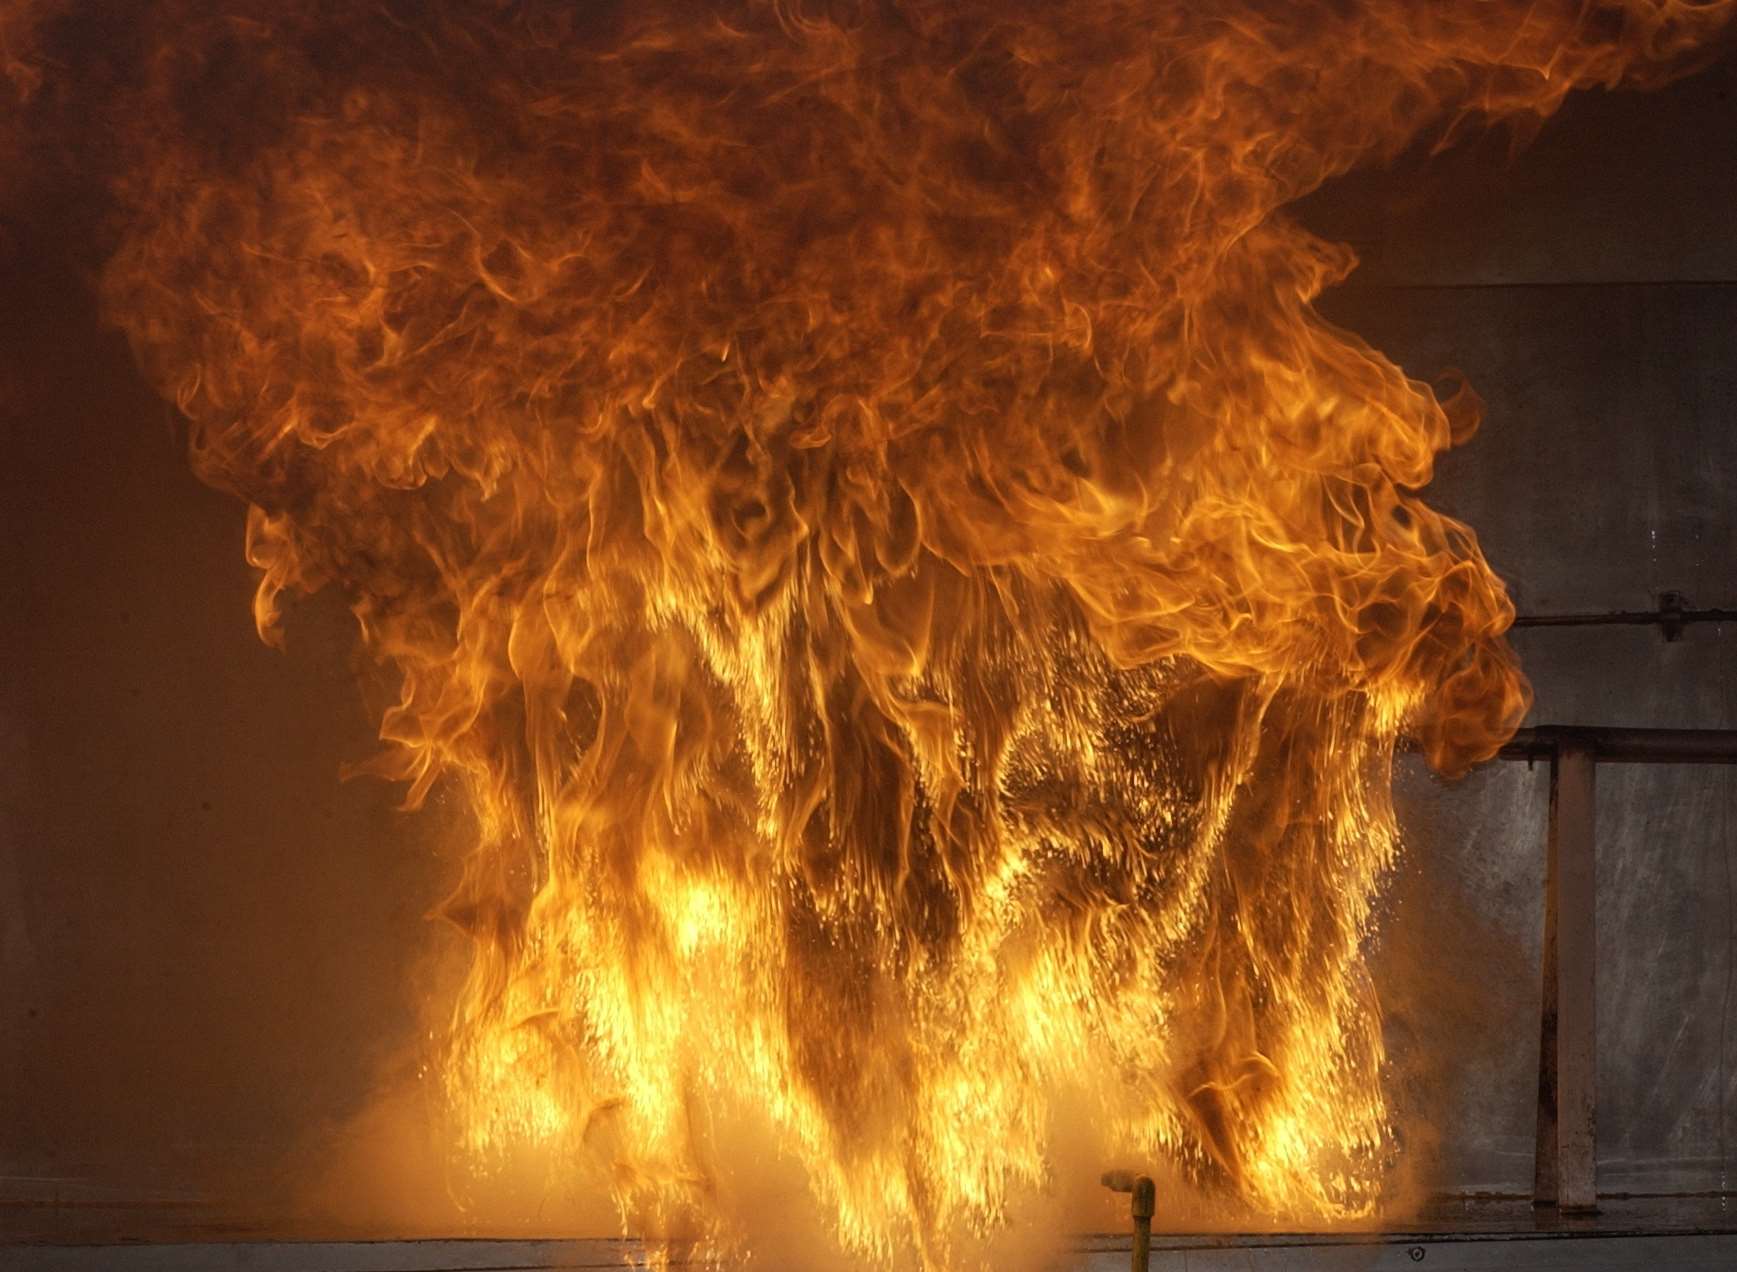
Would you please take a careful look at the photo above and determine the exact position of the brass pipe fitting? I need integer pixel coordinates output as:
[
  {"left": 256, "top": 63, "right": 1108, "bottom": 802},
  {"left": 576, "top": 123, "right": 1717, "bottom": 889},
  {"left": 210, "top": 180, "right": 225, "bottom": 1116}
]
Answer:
[{"left": 1100, "top": 1170, "right": 1155, "bottom": 1272}]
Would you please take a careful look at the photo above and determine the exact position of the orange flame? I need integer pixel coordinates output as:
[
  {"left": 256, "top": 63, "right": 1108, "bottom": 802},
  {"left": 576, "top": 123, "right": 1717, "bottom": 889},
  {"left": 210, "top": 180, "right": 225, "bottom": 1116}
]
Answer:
[{"left": 12, "top": 0, "right": 1730, "bottom": 1262}]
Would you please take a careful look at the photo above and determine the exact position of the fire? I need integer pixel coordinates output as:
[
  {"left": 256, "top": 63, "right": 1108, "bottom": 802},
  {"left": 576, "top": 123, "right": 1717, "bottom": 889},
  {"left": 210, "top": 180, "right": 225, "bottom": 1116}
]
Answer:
[{"left": 7, "top": 0, "right": 1731, "bottom": 1263}]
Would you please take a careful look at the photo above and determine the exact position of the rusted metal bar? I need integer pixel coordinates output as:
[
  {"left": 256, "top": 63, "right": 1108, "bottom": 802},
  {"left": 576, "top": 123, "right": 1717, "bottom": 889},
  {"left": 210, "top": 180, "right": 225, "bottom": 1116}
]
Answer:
[
  {"left": 1499, "top": 726, "right": 1737, "bottom": 765},
  {"left": 1511, "top": 592, "right": 1736, "bottom": 641},
  {"left": 1513, "top": 609, "right": 1737, "bottom": 628},
  {"left": 1534, "top": 741, "right": 1599, "bottom": 1213}
]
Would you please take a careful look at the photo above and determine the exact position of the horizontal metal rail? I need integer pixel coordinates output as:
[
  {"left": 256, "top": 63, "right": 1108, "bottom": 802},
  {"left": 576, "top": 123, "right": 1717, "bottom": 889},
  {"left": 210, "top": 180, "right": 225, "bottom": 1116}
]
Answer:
[
  {"left": 1511, "top": 592, "right": 1736, "bottom": 641},
  {"left": 1512, "top": 607, "right": 1737, "bottom": 630},
  {"left": 1498, "top": 726, "right": 1737, "bottom": 765}
]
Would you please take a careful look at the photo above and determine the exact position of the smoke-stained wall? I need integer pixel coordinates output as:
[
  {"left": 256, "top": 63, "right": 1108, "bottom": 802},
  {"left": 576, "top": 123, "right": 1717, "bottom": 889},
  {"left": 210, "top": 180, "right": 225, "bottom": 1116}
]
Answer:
[{"left": 1, "top": 33, "right": 1733, "bottom": 1239}]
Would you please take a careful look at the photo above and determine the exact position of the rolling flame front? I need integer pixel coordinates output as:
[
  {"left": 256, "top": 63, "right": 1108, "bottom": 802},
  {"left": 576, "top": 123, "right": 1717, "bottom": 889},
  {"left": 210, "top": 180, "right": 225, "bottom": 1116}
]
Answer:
[{"left": 6, "top": 0, "right": 1732, "bottom": 1263}]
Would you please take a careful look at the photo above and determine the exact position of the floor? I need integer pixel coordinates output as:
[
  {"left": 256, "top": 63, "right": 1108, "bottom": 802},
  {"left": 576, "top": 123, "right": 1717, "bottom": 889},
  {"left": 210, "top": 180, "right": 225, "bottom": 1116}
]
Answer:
[{"left": 4, "top": 1198, "right": 1736, "bottom": 1271}]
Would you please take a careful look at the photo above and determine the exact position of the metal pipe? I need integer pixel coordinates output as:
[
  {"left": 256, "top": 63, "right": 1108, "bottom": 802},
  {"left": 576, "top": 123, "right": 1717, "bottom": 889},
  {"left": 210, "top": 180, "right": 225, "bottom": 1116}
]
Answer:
[
  {"left": 1511, "top": 592, "right": 1736, "bottom": 641},
  {"left": 1512, "top": 608, "right": 1737, "bottom": 629},
  {"left": 1101, "top": 1171, "right": 1154, "bottom": 1272}
]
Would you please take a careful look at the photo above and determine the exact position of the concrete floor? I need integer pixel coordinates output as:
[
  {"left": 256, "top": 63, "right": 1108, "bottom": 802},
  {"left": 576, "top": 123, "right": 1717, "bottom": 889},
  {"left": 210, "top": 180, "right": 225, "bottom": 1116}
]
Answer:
[
  {"left": 4, "top": 1233, "right": 1736, "bottom": 1271},
  {"left": 5, "top": 1199, "right": 1737, "bottom": 1271}
]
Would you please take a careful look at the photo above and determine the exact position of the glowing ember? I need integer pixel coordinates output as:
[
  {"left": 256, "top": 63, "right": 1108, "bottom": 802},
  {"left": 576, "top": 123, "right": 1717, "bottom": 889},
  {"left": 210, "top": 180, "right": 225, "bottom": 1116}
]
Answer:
[{"left": 7, "top": 0, "right": 1731, "bottom": 1263}]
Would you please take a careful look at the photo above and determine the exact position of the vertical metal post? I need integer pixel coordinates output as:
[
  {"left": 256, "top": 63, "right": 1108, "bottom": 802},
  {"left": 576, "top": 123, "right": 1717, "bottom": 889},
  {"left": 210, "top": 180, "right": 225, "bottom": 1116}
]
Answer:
[{"left": 1534, "top": 741, "right": 1598, "bottom": 1212}]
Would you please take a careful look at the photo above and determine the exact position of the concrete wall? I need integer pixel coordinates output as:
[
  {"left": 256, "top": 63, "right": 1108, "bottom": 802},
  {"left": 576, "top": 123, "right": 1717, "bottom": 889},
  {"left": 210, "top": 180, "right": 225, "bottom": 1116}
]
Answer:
[{"left": 1, "top": 47, "right": 1733, "bottom": 1237}]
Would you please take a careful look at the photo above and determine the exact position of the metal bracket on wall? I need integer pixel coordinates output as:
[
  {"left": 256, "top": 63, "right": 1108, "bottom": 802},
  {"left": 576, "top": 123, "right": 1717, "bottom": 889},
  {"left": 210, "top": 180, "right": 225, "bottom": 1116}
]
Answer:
[{"left": 1492, "top": 726, "right": 1737, "bottom": 1213}]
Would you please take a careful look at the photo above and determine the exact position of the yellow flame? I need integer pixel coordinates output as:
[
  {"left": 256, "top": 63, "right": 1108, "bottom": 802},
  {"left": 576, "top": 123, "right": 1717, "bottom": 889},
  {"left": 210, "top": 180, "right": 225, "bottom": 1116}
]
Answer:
[{"left": 10, "top": 0, "right": 1729, "bottom": 1263}]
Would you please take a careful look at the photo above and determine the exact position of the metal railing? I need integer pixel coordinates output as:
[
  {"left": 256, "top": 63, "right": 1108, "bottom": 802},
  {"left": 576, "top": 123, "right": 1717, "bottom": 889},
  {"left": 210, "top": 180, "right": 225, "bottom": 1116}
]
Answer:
[{"left": 1493, "top": 725, "right": 1737, "bottom": 1212}]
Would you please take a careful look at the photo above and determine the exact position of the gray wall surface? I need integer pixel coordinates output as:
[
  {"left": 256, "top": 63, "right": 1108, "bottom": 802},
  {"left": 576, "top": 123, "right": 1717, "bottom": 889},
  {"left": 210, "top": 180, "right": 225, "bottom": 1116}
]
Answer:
[
  {"left": 0, "top": 237, "right": 472, "bottom": 1233},
  {"left": 1307, "top": 57, "right": 1737, "bottom": 1196},
  {"left": 1, "top": 46, "right": 1733, "bottom": 1239}
]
